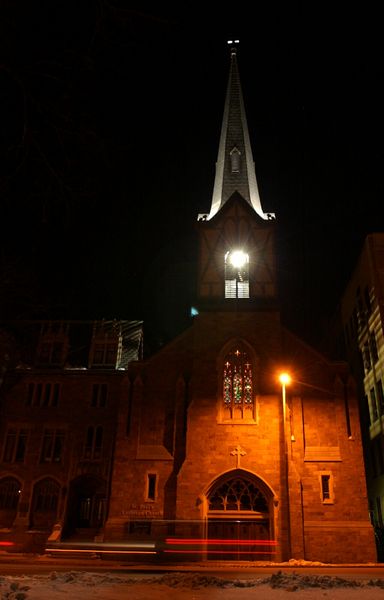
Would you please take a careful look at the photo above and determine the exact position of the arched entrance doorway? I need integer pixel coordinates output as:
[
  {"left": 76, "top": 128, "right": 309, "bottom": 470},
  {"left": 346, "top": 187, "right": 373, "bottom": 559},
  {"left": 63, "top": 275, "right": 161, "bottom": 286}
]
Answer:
[
  {"left": 64, "top": 475, "right": 107, "bottom": 539},
  {"left": 0, "top": 477, "right": 21, "bottom": 528},
  {"left": 206, "top": 470, "right": 275, "bottom": 560},
  {"left": 29, "top": 477, "right": 60, "bottom": 531}
]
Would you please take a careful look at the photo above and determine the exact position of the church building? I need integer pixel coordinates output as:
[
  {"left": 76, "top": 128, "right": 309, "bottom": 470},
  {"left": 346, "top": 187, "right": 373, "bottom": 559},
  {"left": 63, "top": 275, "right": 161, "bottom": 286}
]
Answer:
[
  {"left": 103, "top": 45, "right": 376, "bottom": 563},
  {"left": 0, "top": 44, "right": 376, "bottom": 563}
]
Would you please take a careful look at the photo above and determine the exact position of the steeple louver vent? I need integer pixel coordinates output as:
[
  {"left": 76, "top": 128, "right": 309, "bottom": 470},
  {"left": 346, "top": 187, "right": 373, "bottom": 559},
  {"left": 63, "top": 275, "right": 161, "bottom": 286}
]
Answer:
[{"left": 230, "top": 146, "right": 241, "bottom": 173}]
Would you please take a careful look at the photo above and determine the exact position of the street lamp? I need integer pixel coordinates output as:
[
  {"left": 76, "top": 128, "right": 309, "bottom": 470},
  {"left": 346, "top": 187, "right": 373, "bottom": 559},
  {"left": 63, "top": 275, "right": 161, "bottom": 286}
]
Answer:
[
  {"left": 278, "top": 372, "right": 291, "bottom": 559},
  {"left": 279, "top": 372, "right": 291, "bottom": 426}
]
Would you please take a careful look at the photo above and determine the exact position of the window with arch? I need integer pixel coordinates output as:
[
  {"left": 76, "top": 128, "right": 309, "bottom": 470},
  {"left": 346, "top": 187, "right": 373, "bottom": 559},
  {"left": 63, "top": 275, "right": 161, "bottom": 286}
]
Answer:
[
  {"left": 224, "top": 250, "right": 249, "bottom": 299},
  {"left": 32, "top": 478, "right": 60, "bottom": 512},
  {"left": 30, "top": 477, "right": 60, "bottom": 530},
  {"left": 222, "top": 346, "right": 254, "bottom": 420},
  {"left": 0, "top": 477, "right": 21, "bottom": 510},
  {"left": 208, "top": 476, "right": 268, "bottom": 513}
]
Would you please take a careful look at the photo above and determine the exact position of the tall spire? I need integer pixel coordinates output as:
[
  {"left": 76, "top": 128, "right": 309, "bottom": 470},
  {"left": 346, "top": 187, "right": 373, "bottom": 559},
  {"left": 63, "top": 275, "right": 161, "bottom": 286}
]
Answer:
[{"left": 207, "top": 42, "right": 273, "bottom": 221}]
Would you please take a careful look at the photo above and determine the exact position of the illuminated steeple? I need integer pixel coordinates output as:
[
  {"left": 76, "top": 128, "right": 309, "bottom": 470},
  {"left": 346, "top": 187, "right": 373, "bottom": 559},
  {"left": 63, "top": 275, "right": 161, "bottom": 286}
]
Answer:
[{"left": 208, "top": 42, "right": 273, "bottom": 221}]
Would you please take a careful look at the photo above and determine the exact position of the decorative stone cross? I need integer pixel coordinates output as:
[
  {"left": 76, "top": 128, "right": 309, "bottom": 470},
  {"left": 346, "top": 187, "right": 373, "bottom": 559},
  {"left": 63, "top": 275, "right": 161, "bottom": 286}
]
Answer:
[{"left": 230, "top": 444, "right": 246, "bottom": 468}]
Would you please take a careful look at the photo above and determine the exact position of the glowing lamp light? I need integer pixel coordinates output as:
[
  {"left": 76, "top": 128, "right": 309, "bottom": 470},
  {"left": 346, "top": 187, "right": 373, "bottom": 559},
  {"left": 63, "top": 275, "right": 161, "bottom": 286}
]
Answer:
[
  {"left": 230, "top": 250, "right": 248, "bottom": 269},
  {"left": 279, "top": 373, "right": 291, "bottom": 386}
]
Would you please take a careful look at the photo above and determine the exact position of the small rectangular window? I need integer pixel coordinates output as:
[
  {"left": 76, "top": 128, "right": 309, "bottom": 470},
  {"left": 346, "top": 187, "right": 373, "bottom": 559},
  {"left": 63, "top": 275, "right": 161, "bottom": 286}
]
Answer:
[
  {"left": 91, "top": 383, "right": 108, "bottom": 407},
  {"left": 371, "top": 388, "right": 379, "bottom": 422},
  {"left": 370, "top": 333, "right": 379, "bottom": 363},
  {"left": 147, "top": 473, "right": 157, "bottom": 501},
  {"left": 27, "top": 383, "right": 34, "bottom": 406},
  {"left": 377, "top": 381, "right": 384, "bottom": 416},
  {"left": 377, "top": 497, "right": 383, "bottom": 527},
  {"left": 3, "top": 429, "right": 16, "bottom": 462},
  {"left": 224, "top": 251, "right": 250, "bottom": 299},
  {"left": 35, "top": 383, "right": 43, "bottom": 406},
  {"left": 83, "top": 425, "right": 103, "bottom": 459},
  {"left": 2, "top": 428, "right": 28, "bottom": 463},
  {"left": 364, "top": 344, "right": 372, "bottom": 372},
  {"left": 366, "top": 394, "right": 372, "bottom": 426},
  {"left": 320, "top": 472, "right": 333, "bottom": 504},
  {"left": 91, "top": 342, "right": 117, "bottom": 367},
  {"left": 52, "top": 383, "right": 60, "bottom": 407},
  {"left": 15, "top": 430, "right": 28, "bottom": 462},
  {"left": 365, "top": 286, "right": 372, "bottom": 315},
  {"left": 37, "top": 340, "right": 65, "bottom": 365},
  {"left": 43, "top": 383, "right": 52, "bottom": 407},
  {"left": 40, "top": 429, "right": 64, "bottom": 463},
  {"left": 321, "top": 475, "right": 330, "bottom": 500},
  {"left": 26, "top": 382, "right": 60, "bottom": 407}
]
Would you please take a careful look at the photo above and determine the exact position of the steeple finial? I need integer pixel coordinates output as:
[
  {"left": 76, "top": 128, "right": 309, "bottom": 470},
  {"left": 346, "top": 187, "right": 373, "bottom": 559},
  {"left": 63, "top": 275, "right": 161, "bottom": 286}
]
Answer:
[{"left": 227, "top": 39, "right": 240, "bottom": 56}]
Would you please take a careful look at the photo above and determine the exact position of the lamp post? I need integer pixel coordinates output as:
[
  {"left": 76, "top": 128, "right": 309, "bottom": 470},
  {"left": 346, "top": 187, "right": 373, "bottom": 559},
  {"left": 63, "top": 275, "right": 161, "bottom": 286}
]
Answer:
[
  {"left": 279, "top": 372, "right": 291, "bottom": 559},
  {"left": 279, "top": 372, "right": 291, "bottom": 428}
]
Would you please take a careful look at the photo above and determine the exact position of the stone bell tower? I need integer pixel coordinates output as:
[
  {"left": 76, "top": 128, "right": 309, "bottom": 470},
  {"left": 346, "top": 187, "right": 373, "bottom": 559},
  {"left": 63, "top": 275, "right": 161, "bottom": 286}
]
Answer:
[{"left": 197, "top": 42, "right": 277, "bottom": 309}]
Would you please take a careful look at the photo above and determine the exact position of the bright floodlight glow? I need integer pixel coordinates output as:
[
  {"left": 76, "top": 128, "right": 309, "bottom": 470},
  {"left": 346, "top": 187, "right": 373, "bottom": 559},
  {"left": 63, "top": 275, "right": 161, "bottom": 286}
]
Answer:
[
  {"left": 279, "top": 373, "right": 291, "bottom": 386},
  {"left": 230, "top": 250, "right": 248, "bottom": 268}
]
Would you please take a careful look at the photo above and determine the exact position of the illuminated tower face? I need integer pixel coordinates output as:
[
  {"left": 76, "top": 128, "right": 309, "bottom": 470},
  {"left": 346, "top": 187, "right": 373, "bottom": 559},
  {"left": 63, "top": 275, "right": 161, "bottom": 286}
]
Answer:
[
  {"left": 196, "top": 45, "right": 277, "bottom": 307},
  {"left": 197, "top": 198, "right": 276, "bottom": 304}
]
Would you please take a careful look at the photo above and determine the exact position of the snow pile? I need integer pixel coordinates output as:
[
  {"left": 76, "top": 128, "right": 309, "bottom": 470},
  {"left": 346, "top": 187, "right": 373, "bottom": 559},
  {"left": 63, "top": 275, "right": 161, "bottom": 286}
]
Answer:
[
  {"left": 35, "top": 571, "right": 384, "bottom": 590},
  {"left": 148, "top": 572, "right": 384, "bottom": 590},
  {"left": 267, "top": 571, "right": 366, "bottom": 590},
  {"left": 2, "top": 570, "right": 384, "bottom": 598},
  {"left": 0, "top": 579, "right": 30, "bottom": 600},
  {"left": 280, "top": 558, "right": 328, "bottom": 566},
  {"left": 49, "top": 571, "right": 126, "bottom": 586}
]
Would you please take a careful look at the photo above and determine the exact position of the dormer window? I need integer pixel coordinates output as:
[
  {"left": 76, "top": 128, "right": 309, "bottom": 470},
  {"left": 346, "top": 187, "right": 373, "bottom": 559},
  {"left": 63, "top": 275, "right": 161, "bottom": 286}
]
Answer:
[
  {"left": 89, "top": 321, "right": 122, "bottom": 369},
  {"left": 225, "top": 250, "right": 249, "bottom": 298},
  {"left": 36, "top": 322, "right": 68, "bottom": 367},
  {"left": 230, "top": 146, "right": 241, "bottom": 173}
]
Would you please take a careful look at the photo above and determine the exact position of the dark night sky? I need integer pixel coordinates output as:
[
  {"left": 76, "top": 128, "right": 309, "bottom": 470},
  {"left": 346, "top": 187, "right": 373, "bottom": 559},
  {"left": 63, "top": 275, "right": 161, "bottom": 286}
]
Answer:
[{"left": 1, "top": 2, "right": 383, "bottom": 350}]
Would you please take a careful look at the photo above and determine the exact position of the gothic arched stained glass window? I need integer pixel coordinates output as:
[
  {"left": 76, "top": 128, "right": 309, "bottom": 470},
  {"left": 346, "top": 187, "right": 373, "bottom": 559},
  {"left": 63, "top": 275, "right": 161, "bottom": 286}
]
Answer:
[
  {"left": 223, "top": 347, "right": 253, "bottom": 414},
  {"left": 208, "top": 477, "right": 268, "bottom": 513}
]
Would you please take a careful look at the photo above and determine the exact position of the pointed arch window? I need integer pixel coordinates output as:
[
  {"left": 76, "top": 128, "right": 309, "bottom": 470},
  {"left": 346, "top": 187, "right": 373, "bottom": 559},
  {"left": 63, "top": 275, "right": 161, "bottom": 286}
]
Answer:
[
  {"left": 225, "top": 250, "right": 249, "bottom": 298},
  {"left": 230, "top": 146, "right": 241, "bottom": 173},
  {"left": 208, "top": 476, "right": 268, "bottom": 513},
  {"left": 223, "top": 347, "right": 253, "bottom": 419}
]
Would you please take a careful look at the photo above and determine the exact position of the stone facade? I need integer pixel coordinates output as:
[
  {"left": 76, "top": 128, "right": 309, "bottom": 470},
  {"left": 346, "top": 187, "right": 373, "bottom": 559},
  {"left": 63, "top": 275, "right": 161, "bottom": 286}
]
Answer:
[{"left": 104, "top": 195, "right": 376, "bottom": 563}]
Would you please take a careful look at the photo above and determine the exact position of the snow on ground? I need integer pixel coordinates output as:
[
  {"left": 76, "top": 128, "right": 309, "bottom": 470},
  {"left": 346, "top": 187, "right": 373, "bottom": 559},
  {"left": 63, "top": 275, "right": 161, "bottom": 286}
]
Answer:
[{"left": 2, "top": 570, "right": 384, "bottom": 600}]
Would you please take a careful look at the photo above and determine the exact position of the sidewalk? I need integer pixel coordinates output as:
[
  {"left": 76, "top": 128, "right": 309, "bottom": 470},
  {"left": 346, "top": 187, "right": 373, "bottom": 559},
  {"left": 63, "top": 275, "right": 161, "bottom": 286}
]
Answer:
[{"left": 0, "top": 552, "right": 381, "bottom": 570}]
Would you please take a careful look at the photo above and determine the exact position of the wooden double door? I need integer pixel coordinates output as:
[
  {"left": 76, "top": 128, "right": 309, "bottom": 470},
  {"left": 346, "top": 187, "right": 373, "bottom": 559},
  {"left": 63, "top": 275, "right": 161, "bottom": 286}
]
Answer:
[{"left": 207, "top": 518, "right": 273, "bottom": 561}]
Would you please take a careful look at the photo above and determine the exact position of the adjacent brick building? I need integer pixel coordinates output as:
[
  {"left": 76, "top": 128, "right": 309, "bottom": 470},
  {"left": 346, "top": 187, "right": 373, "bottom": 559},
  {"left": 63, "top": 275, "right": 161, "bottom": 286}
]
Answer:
[
  {"left": 338, "top": 233, "right": 384, "bottom": 556},
  {"left": 0, "top": 320, "right": 143, "bottom": 552}
]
